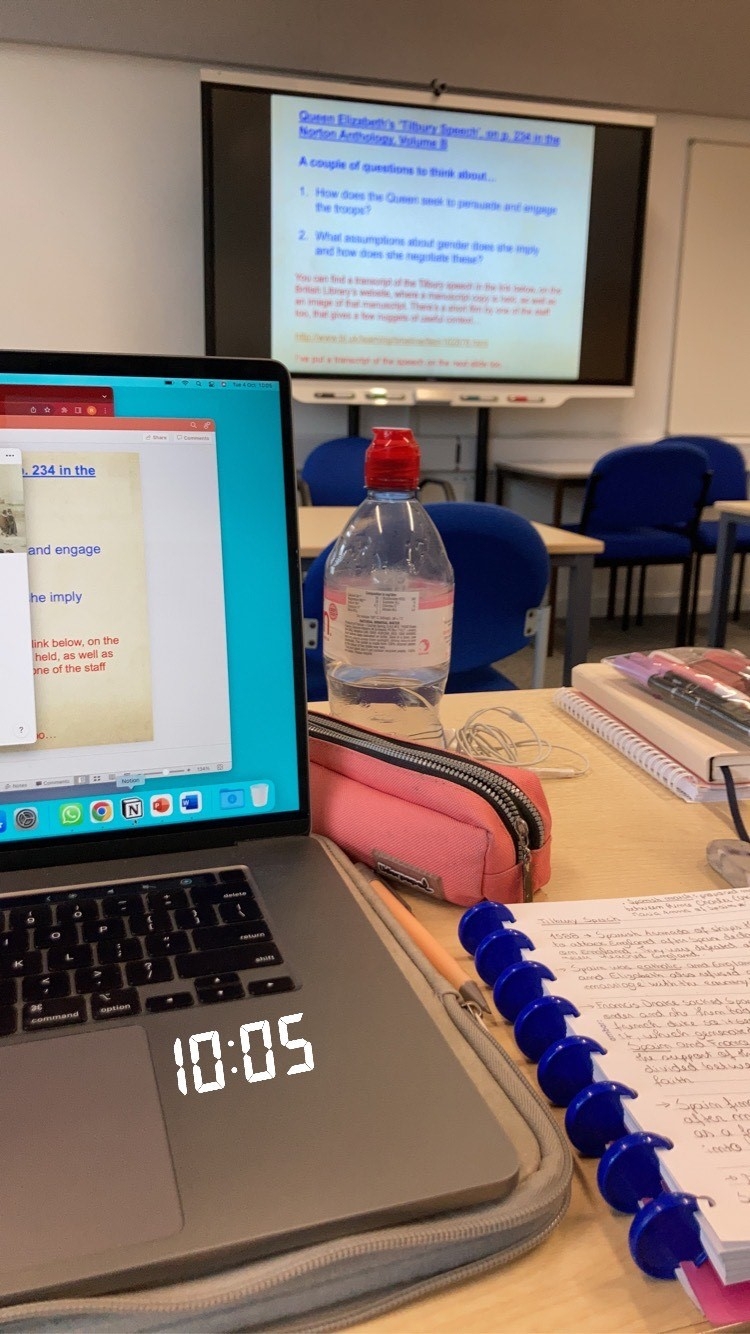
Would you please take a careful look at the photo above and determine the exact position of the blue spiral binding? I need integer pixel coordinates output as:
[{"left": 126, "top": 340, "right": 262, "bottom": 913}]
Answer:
[
  {"left": 457, "top": 901, "right": 515, "bottom": 955},
  {"left": 457, "top": 902, "right": 699, "bottom": 1280},
  {"left": 629, "top": 1193, "right": 705, "bottom": 1279},
  {"left": 493, "top": 960, "right": 556, "bottom": 1022},
  {"left": 597, "top": 1132, "right": 674, "bottom": 1213},
  {"left": 514, "top": 995, "right": 580, "bottom": 1062},
  {"left": 474, "top": 928, "right": 534, "bottom": 986},
  {"left": 537, "top": 1035, "right": 607, "bottom": 1107}
]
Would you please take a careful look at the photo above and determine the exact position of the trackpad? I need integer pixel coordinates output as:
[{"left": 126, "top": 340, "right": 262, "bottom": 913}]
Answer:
[{"left": 0, "top": 1026, "right": 183, "bottom": 1272}]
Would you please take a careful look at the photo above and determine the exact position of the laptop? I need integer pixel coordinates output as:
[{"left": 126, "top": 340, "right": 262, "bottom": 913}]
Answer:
[{"left": 0, "top": 351, "right": 518, "bottom": 1305}]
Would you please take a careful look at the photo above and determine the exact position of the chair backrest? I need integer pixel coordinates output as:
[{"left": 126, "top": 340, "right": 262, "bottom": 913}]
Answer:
[
  {"left": 654, "top": 435, "right": 747, "bottom": 504},
  {"left": 303, "top": 502, "right": 550, "bottom": 678},
  {"left": 580, "top": 442, "right": 711, "bottom": 533},
  {"left": 299, "top": 436, "right": 369, "bottom": 506}
]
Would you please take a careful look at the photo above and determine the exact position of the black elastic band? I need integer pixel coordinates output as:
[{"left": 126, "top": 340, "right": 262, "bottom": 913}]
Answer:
[{"left": 719, "top": 765, "right": 750, "bottom": 843}]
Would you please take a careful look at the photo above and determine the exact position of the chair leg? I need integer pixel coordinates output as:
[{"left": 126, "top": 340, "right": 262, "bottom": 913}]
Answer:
[
  {"left": 688, "top": 552, "right": 701, "bottom": 645},
  {"left": 731, "top": 549, "right": 741, "bottom": 621},
  {"left": 607, "top": 567, "right": 618, "bottom": 620},
  {"left": 677, "top": 559, "right": 692, "bottom": 645},
  {"left": 622, "top": 564, "right": 634, "bottom": 631},
  {"left": 636, "top": 566, "right": 647, "bottom": 626},
  {"left": 547, "top": 568, "right": 557, "bottom": 657}
]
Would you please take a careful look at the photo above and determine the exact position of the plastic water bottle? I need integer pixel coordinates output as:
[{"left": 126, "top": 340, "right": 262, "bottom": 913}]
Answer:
[{"left": 323, "top": 428, "right": 454, "bottom": 743}]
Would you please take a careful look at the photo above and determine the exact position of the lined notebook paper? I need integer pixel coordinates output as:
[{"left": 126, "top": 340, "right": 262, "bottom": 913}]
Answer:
[
  {"left": 554, "top": 687, "right": 750, "bottom": 803},
  {"left": 511, "top": 888, "right": 750, "bottom": 1284}
]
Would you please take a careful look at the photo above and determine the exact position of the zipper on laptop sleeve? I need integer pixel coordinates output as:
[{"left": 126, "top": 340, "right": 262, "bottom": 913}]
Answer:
[{"left": 308, "top": 713, "right": 543, "bottom": 899}]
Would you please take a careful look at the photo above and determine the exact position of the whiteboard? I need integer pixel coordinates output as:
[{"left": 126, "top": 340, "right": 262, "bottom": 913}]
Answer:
[{"left": 669, "top": 140, "right": 750, "bottom": 436}]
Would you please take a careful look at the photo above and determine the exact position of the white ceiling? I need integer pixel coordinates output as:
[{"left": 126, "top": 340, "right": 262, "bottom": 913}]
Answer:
[{"left": 0, "top": 0, "right": 746, "bottom": 121}]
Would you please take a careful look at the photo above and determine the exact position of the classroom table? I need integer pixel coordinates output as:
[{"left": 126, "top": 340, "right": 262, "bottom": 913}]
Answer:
[
  {"left": 494, "top": 458, "right": 595, "bottom": 523},
  {"left": 322, "top": 688, "right": 730, "bottom": 1334},
  {"left": 297, "top": 507, "right": 604, "bottom": 687},
  {"left": 707, "top": 498, "right": 750, "bottom": 647}
]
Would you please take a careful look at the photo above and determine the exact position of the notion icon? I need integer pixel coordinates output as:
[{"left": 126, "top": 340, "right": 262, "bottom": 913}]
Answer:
[
  {"left": 150, "top": 794, "right": 173, "bottom": 817},
  {"left": 121, "top": 796, "right": 144, "bottom": 821}
]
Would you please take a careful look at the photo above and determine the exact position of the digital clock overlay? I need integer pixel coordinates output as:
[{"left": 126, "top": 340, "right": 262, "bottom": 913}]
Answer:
[{"left": 173, "top": 1011, "right": 315, "bottom": 1093}]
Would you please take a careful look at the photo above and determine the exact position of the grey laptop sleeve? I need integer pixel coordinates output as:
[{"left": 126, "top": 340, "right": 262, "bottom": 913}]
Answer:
[{"left": 0, "top": 841, "right": 571, "bottom": 1333}]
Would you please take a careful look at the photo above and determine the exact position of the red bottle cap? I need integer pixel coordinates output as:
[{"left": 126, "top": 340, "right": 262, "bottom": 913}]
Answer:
[{"left": 365, "top": 428, "right": 421, "bottom": 491}]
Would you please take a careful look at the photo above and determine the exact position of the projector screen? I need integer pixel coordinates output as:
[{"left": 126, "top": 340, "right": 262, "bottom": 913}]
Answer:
[{"left": 203, "top": 76, "right": 652, "bottom": 401}]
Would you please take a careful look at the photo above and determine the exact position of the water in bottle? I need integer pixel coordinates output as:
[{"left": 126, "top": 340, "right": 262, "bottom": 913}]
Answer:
[{"left": 323, "top": 428, "right": 454, "bottom": 742}]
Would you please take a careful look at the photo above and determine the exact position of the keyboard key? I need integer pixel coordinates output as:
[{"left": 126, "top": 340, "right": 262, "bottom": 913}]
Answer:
[
  {"left": 97, "top": 937, "right": 143, "bottom": 965},
  {"left": 177, "top": 944, "right": 283, "bottom": 979},
  {"left": 23, "top": 997, "right": 86, "bottom": 1031},
  {"left": 55, "top": 899, "right": 100, "bottom": 923},
  {"left": 48, "top": 944, "right": 93, "bottom": 971},
  {"left": 23, "top": 972, "right": 71, "bottom": 1002},
  {"left": 33, "top": 924, "right": 79, "bottom": 950},
  {"left": 0, "top": 979, "right": 16, "bottom": 1005},
  {"left": 0, "top": 931, "right": 28, "bottom": 954},
  {"left": 145, "top": 992, "right": 194, "bottom": 1013},
  {"left": 91, "top": 989, "right": 141, "bottom": 1020},
  {"left": 0, "top": 951, "right": 42, "bottom": 978},
  {"left": 75, "top": 965, "right": 123, "bottom": 994},
  {"left": 9, "top": 903, "right": 52, "bottom": 930},
  {"left": 126, "top": 958, "right": 173, "bottom": 987},
  {"left": 0, "top": 1006, "right": 17, "bottom": 1036},
  {"left": 219, "top": 898, "right": 264, "bottom": 924},
  {"left": 194, "top": 972, "right": 240, "bottom": 989},
  {"left": 145, "top": 931, "right": 190, "bottom": 958},
  {"left": 196, "top": 982, "right": 244, "bottom": 1004},
  {"left": 218, "top": 868, "right": 250, "bottom": 885},
  {"left": 174, "top": 904, "right": 217, "bottom": 930},
  {"left": 146, "top": 888, "right": 188, "bottom": 911},
  {"left": 102, "top": 895, "right": 143, "bottom": 918},
  {"left": 192, "top": 882, "right": 256, "bottom": 906},
  {"left": 193, "top": 923, "right": 272, "bottom": 950},
  {"left": 247, "top": 976, "right": 296, "bottom": 998},
  {"left": 129, "top": 910, "right": 172, "bottom": 936},
  {"left": 83, "top": 919, "right": 126, "bottom": 944}
]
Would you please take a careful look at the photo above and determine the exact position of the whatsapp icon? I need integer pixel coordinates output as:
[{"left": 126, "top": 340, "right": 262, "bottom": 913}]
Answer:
[{"left": 59, "top": 802, "right": 83, "bottom": 827}]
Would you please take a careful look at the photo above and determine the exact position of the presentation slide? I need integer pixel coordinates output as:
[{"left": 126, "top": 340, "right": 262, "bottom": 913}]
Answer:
[
  {"left": 270, "top": 95, "right": 595, "bottom": 380},
  {"left": 23, "top": 450, "right": 153, "bottom": 750},
  {"left": 0, "top": 418, "right": 232, "bottom": 789}
]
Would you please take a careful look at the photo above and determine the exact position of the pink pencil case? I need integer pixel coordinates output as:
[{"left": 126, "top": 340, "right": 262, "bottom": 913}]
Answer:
[{"left": 308, "top": 714, "right": 552, "bottom": 906}]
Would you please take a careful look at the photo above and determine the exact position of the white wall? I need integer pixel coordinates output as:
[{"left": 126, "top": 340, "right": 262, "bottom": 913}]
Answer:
[
  {"left": 0, "top": 44, "right": 204, "bottom": 355},
  {"left": 2, "top": 41, "right": 749, "bottom": 613}
]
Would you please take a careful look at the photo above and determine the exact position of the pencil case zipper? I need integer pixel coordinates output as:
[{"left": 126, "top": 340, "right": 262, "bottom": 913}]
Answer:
[{"left": 308, "top": 713, "right": 546, "bottom": 901}]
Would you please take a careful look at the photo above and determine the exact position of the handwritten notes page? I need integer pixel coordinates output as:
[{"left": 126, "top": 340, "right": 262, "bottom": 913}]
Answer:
[{"left": 511, "top": 888, "right": 750, "bottom": 1280}]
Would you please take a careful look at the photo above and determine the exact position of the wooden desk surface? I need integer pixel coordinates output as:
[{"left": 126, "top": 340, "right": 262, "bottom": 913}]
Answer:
[
  {"left": 495, "top": 459, "right": 597, "bottom": 480},
  {"left": 324, "top": 689, "right": 735, "bottom": 1334},
  {"left": 298, "top": 506, "right": 604, "bottom": 560},
  {"left": 715, "top": 499, "right": 750, "bottom": 518}
]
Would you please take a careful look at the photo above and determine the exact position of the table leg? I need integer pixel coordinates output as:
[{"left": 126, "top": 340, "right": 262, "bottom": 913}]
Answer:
[
  {"left": 547, "top": 480, "right": 566, "bottom": 657},
  {"left": 707, "top": 513, "right": 738, "bottom": 647},
  {"left": 559, "top": 553, "right": 595, "bottom": 686}
]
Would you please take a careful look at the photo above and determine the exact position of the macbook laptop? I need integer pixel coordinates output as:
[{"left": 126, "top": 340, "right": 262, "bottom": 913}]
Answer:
[{"left": 0, "top": 351, "right": 518, "bottom": 1305}]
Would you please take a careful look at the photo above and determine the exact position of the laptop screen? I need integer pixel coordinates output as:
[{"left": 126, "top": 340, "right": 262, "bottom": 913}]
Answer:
[{"left": 0, "top": 355, "right": 306, "bottom": 861}]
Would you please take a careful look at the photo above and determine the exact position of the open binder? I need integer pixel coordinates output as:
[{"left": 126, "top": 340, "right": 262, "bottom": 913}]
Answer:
[{"left": 458, "top": 888, "right": 750, "bottom": 1306}]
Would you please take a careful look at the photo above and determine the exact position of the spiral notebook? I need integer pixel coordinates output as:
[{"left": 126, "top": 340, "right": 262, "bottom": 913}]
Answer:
[
  {"left": 463, "top": 887, "right": 750, "bottom": 1289},
  {"left": 554, "top": 687, "right": 750, "bottom": 803}
]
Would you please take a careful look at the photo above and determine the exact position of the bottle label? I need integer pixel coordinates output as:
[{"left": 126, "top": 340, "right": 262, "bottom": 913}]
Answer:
[{"left": 324, "top": 587, "right": 453, "bottom": 669}]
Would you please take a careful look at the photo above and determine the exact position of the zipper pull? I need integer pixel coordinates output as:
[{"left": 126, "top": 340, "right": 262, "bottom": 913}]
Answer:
[{"left": 515, "top": 816, "right": 533, "bottom": 903}]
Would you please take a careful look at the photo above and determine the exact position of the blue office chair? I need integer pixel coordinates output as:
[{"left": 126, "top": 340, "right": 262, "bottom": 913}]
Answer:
[
  {"left": 653, "top": 435, "right": 750, "bottom": 637},
  {"left": 302, "top": 502, "right": 551, "bottom": 701},
  {"left": 568, "top": 442, "right": 712, "bottom": 643},
  {"left": 298, "top": 436, "right": 456, "bottom": 506}
]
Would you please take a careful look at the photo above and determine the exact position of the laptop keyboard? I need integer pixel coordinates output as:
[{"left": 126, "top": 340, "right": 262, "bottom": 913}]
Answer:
[{"left": 0, "top": 868, "right": 295, "bottom": 1035}]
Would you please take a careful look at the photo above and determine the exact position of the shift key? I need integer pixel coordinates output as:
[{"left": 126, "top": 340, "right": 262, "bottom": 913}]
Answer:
[{"left": 177, "top": 945, "right": 282, "bottom": 978}]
